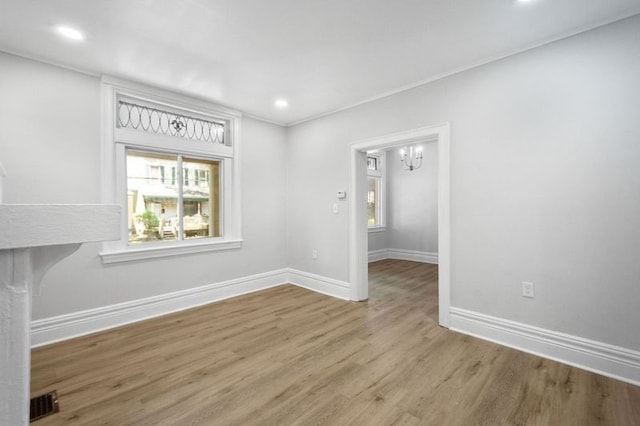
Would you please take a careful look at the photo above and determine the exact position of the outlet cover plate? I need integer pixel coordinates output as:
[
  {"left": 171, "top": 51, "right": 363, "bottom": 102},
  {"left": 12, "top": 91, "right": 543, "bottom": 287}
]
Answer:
[{"left": 522, "top": 281, "right": 535, "bottom": 298}]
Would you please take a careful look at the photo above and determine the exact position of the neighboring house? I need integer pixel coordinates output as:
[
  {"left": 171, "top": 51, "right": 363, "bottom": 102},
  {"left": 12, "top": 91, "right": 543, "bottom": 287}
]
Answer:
[{"left": 126, "top": 155, "right": 213, "bottom": 242}]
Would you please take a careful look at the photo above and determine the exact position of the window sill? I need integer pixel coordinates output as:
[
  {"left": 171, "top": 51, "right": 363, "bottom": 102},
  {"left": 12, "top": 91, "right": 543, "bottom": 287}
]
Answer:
[
  {"left": 368, "top": 226, "right": 387, "bottom": 233},
  {"left": 100, "top": 239, "right": 243, "bottom": 264}
]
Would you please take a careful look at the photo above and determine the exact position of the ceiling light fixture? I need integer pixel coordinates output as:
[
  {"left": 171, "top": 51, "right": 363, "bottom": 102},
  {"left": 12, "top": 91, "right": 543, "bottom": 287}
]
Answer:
[
  {"left": 56, "top": 25, "right": 84, "bottom": 41},
  {"left": 275, "top": 99, "right": 288, "bottom": 108}
]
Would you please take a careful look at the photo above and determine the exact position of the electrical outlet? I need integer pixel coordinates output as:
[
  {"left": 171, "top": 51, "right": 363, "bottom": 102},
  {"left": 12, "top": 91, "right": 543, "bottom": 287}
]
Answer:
[
  {"left": 522, "top": 281, "right": 535, "bottom": 298},
  {"left": 312, "top": 249, "right": 318, "bottom": 259}
]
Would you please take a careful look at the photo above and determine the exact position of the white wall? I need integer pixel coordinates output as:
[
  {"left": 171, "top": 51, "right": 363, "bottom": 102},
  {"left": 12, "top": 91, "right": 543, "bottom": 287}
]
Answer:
[
  {"left": 367, "top": 229, "right": 388, "bottom": 252},
  {"left": 387, "top": 144, "right": 438, "bottom": 254},
  {"left": 0, "top": 52, "right": 288, "bottom": 320},
  {"left": 287, "top": 15, "right": 640, "bottom": 351}
]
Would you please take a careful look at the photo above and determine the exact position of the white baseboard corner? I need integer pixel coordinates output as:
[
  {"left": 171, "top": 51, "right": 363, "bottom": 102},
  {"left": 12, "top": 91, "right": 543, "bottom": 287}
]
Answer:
[
  {"left": 31, "top": 268, "right": 352, "bottom": 348},
  {"left": 368, "top": 249, "right": 388, "bottom": 263},
  {"left": 286, "top": 268, "right": 351, "bottom": 301},
  {"left": 449, "top": 307, "right": 640, "bottom": 387},
  {"left": 368, "top": 248, "right": 438, "bottom": 264}
]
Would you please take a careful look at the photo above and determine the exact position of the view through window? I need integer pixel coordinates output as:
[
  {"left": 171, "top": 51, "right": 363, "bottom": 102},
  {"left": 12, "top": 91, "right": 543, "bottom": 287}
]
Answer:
[
  {"left": 367, "top": 176, "right": 380, "bottom": 226},
  {"left": 367, "top": 154, "right": 384, "bottom": 227},
  {"left": 127, "top": 150, "right": 221, "bottom": 244}
]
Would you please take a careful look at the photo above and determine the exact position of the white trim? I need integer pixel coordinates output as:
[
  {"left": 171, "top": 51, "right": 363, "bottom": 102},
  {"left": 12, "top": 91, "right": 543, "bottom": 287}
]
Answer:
[
  {"left": 368, "top": 249, "right": 438, "bottom": 264},
  {"left": 366, "top": 152, "right": 387, "bottom": 228},
  {"left": 449, "top": 307, "right": 640, "bottom": 387},
  {"left": 349, "top": 123, "right": 450, "bottom": 326},
  {"left": 0, "top": 160, "right": 5, "bottom": 203},
  {"left": 31, "top": 269, "right": 289, "bottom": 348},
  {"left": 286, "top": 268, "right": 351, "bottom": 300},
  {"left": 31, "top": 269, "right": 351, "bottom": 347},
  {"left": 100, "top": 77, "right": 243, "bottom": 260},
  {"left": 243, "top": 112, "right": 287, "bottom": 127},
  {"left": 286, "top": 8, "right": 640, "bottom": 127},
  {"left": 100, "top": 239, "right": 243, "bottom": 264},
  {"left": 368, "top": 249, "right": 389, "bottom": 263},
  {"left": 113, "top": 129, "right": 234, "bottom": 158},
  {"left": 367, "top": 226, "right": 387, "bottom": 233},
  {"left": 436, "top": 124, "right": 451, "bottom": 327},
  {"left": 3, "top": 8, "right": 640, "bottom": 129},
  {"left": 102, "top": 75, "right": 243, "bottom": 119}
]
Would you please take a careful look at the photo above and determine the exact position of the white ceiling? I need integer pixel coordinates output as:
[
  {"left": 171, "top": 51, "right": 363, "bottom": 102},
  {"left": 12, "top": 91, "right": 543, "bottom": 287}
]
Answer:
[{"left": 1, "top": 0, "right": 639, "bottom": 125}]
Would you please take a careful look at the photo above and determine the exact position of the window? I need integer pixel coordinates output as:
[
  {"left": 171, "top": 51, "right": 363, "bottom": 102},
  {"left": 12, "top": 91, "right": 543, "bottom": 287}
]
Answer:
[
  {"left": 183, "top": 167, "right": 190, "bottom": 186},
  {"left": 367, "top": 154, "right": 386, "bottom": 228},
  {"left": 127, "top": 151, "right": 221, "bottom": 244},
  {"left": 195, "top": 169, "right": 208, "bottom": 187},
  {"left": 367, "top": 156, "right": 378, "bottom": 171},
  {"left": 367, "top": 176, "right": 381, "bottom": 226},
  {"left": 100, "top": 78, "right": 242, "bottom": 263}
]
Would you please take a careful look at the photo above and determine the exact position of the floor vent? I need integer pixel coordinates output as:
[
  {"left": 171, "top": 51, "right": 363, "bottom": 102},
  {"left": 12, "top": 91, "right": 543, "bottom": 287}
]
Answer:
[{"left": 30, "top": 391, "right": 59, "bottom": 422}]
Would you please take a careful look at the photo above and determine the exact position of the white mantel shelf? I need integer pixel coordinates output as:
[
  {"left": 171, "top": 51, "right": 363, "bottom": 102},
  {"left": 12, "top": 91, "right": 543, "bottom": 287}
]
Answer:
[
  {"left": 0, "top": 204, "right": 120, "bottom": 249},
  {"left": 0, "top": 203, "right": 120, "bottom": 425}
]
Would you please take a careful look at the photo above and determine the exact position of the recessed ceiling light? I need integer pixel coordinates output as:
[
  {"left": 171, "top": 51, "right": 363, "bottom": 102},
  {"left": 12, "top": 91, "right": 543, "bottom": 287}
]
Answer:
[
  {"left": 56, "top": 25, "right": 84, "bottom": 41},
  {"left": 275, "top": 99, "right": 288, "bottom": 108}
]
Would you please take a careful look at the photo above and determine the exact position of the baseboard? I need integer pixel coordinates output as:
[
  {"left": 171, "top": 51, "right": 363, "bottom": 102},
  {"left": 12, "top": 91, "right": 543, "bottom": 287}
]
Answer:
[
  {"left": 286, "top": 268, "right": 351, "bottom": 300},
  {"left": 31, "top": 269, "right": 290, "bottom": 348},
  {"left": 368, "top": 248, "right": 438, "bottom": 264},
  {"left": 368, "top": 249, "right": 388, "bottom": 263},
  {"left": 31, "top": 268, "right": 352, "bottom": 347},
  {"left": 449, "top": 307, "right": 640, "bottom": 387}
]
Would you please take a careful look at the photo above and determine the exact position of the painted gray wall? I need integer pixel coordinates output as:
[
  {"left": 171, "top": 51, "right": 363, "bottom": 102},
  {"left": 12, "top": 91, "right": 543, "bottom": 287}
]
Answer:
[
  {"left": 0, "top": 52, "right": 288, "bottom": 320},
  {"left": 287, "top": 15, "right": 640, "bottom": 351},
  {"left": 367, "top": 229, "right": 388, "bottom": 252},
  {"left": 387, "top": 144, "right": 438, "bottom": 254}
]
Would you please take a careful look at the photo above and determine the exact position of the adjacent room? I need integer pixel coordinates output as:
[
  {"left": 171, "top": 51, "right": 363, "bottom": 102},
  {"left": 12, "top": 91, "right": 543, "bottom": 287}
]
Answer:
[{"left": 1, "top": 1, "right": 640, "bottom": 424}]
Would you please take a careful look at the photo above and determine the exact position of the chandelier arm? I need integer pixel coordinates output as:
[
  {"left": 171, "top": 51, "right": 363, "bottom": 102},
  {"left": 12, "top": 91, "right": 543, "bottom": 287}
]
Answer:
[{"left": 400, "top": 148, "right": 423, "bottom": 171}]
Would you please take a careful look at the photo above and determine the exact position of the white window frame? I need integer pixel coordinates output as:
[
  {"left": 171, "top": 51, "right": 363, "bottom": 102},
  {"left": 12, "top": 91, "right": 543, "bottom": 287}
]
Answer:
[
  {"left": 99, "top": 77, "right": 242, "bottom": 263},
  {"left": 367, "top": 152, "right": 386, "bottom": 231}
]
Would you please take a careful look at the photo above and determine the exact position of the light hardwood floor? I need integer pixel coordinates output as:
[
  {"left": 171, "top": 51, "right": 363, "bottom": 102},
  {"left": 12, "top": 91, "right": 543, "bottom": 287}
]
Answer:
[{"left": 31, "top": 260, "right": 640, "bottom": 425}]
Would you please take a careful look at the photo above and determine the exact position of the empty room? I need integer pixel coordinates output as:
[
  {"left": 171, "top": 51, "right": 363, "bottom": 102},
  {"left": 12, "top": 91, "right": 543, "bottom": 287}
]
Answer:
[{"left": 1, "top": 0, "right": 640, "bottom": 424}]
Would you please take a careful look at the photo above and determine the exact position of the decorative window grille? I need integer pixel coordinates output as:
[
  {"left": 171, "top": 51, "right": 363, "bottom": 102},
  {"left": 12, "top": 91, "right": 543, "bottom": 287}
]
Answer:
[
  {"left": 117, "top": 100, "right": 225, "bottom": 144},
  {"left": 101, "top": 79, "right": 242, "bottom": 264}
]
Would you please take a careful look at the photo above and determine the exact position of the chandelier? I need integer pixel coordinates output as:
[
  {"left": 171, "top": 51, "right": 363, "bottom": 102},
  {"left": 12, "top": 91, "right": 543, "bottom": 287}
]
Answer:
[{"left": 400, "top": 146, "right": 423, "bottom": 171}]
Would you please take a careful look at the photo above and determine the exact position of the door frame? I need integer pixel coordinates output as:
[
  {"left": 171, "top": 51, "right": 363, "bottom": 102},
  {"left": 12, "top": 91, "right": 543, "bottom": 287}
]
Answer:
[{"left": 348, "top": 123, "right": 451, "bottom": 327}]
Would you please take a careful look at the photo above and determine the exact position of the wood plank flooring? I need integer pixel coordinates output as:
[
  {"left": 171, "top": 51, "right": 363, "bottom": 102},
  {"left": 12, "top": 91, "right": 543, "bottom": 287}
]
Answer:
[{"left": 31, "top": 260, "right": 640, "bottom": 425}]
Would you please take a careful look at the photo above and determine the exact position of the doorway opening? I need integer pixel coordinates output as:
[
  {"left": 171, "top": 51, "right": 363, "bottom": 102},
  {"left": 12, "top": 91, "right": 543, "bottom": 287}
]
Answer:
[{"left": 348, "top": 123, "right": 450, "bottom": 327}]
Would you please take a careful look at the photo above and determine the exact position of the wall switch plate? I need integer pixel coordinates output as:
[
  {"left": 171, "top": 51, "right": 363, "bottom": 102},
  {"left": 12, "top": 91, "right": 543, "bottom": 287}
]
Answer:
[
  {"left": 312, "top": 249, "right": 318, "bottom": 259},
  {"left": 333, "top": 203, "right": 339, "bottom": 213},
  {"left": 522, "top": 281, "right": 535, "bottom": 298}
]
